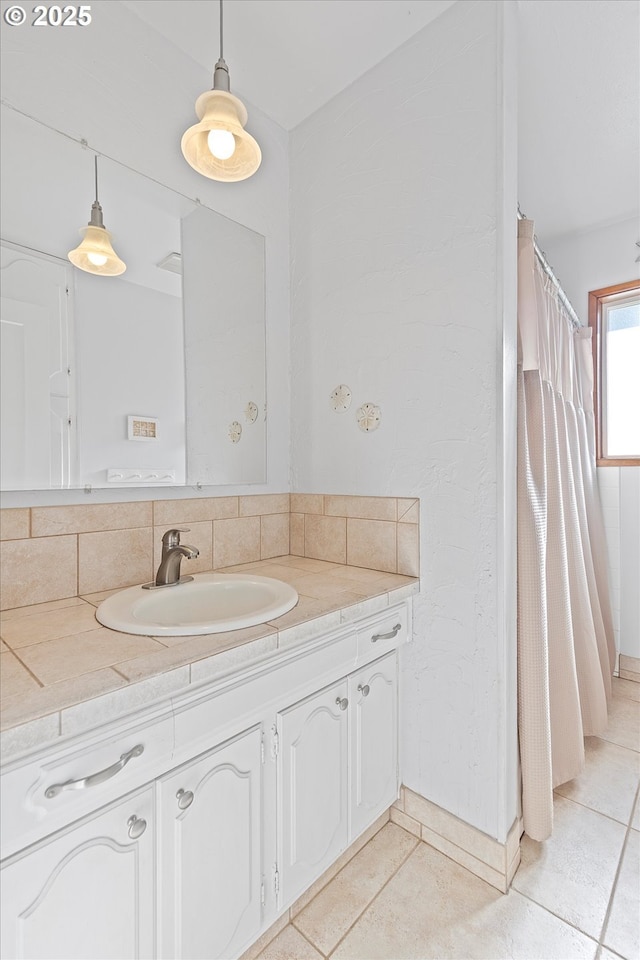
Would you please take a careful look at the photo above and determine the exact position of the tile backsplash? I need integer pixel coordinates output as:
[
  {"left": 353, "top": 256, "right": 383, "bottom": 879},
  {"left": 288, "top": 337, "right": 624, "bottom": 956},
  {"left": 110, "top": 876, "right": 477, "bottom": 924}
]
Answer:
[
  {"left": 290, "top": 495, "right": 420, "bottom": 578},
  {"left": 0, "top": 494, "right": 419, "bottom": 610}
]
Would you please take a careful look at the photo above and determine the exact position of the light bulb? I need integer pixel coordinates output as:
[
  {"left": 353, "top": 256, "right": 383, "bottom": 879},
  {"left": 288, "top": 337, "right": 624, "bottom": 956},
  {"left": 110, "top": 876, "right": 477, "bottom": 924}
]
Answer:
[
  {"left": 207, "top": 128, "right": 236, "bottom": 160},
  {"left": 87, "top": 252, "right": 108, "bottom": 267}
]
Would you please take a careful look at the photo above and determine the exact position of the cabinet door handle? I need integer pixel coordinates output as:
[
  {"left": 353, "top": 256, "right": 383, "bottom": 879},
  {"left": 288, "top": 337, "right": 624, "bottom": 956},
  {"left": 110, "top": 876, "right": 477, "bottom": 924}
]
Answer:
[
  {"left": 127, "top": 815, "right": 147, "bottom": 840},
  {"left": 335, "top": 696, "right": 349, "bottom": 711},
  {"left": 371, "top": 622, "right": 401, "bottom": 643},
  {"left": 176, "top": 788, "right": 194, "bottom": 810},
  {"left": 357, "top": 683, "right": 370, "bottom": 697},
  {"left": 45, "top": 744, "right": 145, "bottom": 799}
]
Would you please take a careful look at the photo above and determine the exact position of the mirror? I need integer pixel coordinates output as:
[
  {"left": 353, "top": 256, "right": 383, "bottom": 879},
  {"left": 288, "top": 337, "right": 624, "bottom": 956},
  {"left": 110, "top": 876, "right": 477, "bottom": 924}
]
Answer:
[{"left": 0, "top": 107, "right": 266, "bottom": 491}]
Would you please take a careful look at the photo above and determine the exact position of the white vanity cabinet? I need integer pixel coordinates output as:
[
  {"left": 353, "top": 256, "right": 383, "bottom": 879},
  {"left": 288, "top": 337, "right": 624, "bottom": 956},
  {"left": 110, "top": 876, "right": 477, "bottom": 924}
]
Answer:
[
  {"left": 277, "top": 651, "right": 399, "bottom": 908},
  {"left": 0, "top": 786, "right": 155, "bottom": 960},
  {"left": 349, "top": 652, "right": 398, "bottom": 838},
  {"left": 157, "top": 724, "right": 264, "bottom": 960},
  {"left": 1, "top": 598, "right": 412, "bottom": 960},
  {"left": 277, "top": 679, "right": 350, "bottom": 904}
]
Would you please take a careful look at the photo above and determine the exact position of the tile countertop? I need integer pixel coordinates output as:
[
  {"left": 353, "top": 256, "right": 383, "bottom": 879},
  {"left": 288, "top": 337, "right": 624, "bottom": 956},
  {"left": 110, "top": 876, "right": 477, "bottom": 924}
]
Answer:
[{"left": 0, "top": 556, "right": 418, "bottom": 762}]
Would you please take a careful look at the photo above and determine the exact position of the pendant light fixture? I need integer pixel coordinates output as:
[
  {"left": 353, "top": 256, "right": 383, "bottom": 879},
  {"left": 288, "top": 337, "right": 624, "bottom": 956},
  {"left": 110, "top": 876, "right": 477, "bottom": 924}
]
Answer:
[
  {"left": 181, "top": 0, "right": 261, "bottom": 182},
  {"left": 68, "top": 156, "right": 126, "bottom": 276}
]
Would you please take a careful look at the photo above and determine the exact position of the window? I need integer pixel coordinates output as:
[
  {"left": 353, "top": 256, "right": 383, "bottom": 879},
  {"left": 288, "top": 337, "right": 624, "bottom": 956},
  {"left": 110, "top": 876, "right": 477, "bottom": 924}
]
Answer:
[{"left": 589, "top": 280, "right": 640, "bottom": 465}]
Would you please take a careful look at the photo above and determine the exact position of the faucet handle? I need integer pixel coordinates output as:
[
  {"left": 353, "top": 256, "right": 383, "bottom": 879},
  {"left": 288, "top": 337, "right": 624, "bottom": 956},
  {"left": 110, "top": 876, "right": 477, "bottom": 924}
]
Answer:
[{"left": 162, "top": 527, "right": 190, "bottom": 548}]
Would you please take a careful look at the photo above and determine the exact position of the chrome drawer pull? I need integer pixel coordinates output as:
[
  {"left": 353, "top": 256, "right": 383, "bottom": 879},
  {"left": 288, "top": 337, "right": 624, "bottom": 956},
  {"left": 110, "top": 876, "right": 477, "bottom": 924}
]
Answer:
[
  {"left": 45, "top": 744, "right": 145, "bottom": 799},
  {"left": 335, "top": 696, "right": 349, "bottom": 711},
  {"left": 357, "top": 683, "right": 370, "bottom": 698},
  {"left": 176, "top": 788, "right": 194, "bottom": 810},
  {"left": 127, "top": 815, "right": 147, "bottom": 840},
  {"left": 371, "top": 623, "right": 401, "bottom": 643}
]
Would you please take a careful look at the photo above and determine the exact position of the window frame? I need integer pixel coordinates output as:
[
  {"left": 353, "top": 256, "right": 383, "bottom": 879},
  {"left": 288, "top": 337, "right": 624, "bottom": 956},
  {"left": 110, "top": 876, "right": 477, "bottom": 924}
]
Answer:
[{"left": 588, "top": 279, "right": 640, "bottom": 467}]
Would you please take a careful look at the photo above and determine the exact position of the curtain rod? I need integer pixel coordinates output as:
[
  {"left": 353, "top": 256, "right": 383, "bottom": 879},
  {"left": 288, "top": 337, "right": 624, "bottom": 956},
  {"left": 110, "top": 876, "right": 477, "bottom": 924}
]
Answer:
[{"left": 517, "top": 207, "right": 582, "bottom": 329}]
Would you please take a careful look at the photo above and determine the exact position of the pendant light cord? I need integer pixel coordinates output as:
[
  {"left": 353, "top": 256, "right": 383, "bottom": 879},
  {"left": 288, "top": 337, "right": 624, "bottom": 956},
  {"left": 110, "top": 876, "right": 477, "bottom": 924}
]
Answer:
[
  {"left": 88, "top": 153, "right": 105, "bottom": 227},
  {"left": 212, "top": 0, "right": 230, "bottom": 90}
]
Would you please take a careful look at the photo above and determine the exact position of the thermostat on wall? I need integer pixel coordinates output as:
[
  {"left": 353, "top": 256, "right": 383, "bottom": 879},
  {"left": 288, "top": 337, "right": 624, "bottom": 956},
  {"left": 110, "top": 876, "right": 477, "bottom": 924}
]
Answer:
[{"left": 128, "top": 416, "right": 158, "bottom": 441}]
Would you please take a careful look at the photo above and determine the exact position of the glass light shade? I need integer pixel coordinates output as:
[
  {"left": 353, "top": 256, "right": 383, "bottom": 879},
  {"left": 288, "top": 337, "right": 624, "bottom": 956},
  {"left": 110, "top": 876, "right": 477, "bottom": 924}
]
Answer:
[
  {"left": 207, "top": 128, "right": 236, "bottom": 159},
  {"left": 87, "top": 251, "right": 108, "bottom": 266},
  {"left": 181, "top": 90, "right": 261, "bottom": 182},
  {"left": 68, "top": 224, "right": 126, "bottom": 276}
]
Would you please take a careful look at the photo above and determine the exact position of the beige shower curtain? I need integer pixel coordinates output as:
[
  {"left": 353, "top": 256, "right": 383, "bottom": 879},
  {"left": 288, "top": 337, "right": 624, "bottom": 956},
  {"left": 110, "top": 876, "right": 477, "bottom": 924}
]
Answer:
[{"left": 517, "top": 219, "right": 616, "bottom": 842}]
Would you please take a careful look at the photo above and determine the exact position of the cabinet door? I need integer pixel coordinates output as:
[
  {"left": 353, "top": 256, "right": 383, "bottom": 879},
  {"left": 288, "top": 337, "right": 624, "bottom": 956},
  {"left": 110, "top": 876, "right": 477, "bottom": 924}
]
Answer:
[
  {"left": 278, "top": 679, "right": 349, "bottom": 906},
  {"left": 0, "top": 787, "right": 154, "bottom": 960},
  {"left": 157, "top": 724, "right": 263, "bottom": 960},
  {"left": 350, "top": 652, "right": 398, "bottom": 838}
]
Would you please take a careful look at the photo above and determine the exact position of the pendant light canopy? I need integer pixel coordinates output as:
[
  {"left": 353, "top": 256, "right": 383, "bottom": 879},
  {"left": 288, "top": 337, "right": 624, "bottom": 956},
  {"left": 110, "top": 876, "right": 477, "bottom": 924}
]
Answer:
[
  {"left": 68, "top": 156, "right": 126, "bottom": 276},
  {"left": 181, "top": 0, "right": 261, "bottom": 182}
]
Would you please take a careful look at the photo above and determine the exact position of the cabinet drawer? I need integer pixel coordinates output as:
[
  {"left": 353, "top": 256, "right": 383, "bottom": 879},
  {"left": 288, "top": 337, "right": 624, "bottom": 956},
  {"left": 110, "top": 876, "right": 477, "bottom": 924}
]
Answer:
[
  {"left": 1, "top": 710, "right": 173, "bottom": 860},
  {"left": 173, "top": 629, "right": 358, "bottom": 763},
  {"left": 356, "top": 605, "right": 409, "bottom": 661}
]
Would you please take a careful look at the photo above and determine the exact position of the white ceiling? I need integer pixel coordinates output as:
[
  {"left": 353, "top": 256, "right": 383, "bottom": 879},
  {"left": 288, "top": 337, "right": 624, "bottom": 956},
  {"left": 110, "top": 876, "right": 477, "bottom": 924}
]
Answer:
[
  {"left": 517, "top": 0, "right": 639, "bottom": 242},
  {"left": 122, "top": 0, "right": 456, "bottom": 131},
  {"left": 122, "top": 0, "right": 639, "bottom": 244}
]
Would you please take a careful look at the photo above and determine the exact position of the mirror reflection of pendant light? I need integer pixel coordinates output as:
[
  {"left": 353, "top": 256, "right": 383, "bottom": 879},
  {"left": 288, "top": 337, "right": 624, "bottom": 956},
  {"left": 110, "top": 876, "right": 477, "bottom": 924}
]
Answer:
[
  {"left": 181, "top": 0, "right": 261, "bottom": 182},
  {"left": 67, "top": 156, "right": 126, "bottom": 276}
]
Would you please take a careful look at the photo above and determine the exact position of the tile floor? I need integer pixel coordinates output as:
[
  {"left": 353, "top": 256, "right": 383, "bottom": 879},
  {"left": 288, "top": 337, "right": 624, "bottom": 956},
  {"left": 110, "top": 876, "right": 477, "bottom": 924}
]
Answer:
[{"left": 255, "top": 677, "right": 639, "bottom": 960}]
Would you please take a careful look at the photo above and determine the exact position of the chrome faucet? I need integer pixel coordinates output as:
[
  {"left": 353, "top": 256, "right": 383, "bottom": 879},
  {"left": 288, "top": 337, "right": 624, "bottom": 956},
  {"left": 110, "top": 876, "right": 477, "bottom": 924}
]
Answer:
[{"left": 144, "top": 528, "right": 199, "bottom": 589}]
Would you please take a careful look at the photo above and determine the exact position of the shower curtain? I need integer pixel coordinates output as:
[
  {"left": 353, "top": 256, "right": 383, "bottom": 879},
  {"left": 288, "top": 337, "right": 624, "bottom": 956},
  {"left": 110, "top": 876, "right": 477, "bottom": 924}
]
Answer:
[{"left": 517, "top": 218, "right": 615, "bottom": 842}]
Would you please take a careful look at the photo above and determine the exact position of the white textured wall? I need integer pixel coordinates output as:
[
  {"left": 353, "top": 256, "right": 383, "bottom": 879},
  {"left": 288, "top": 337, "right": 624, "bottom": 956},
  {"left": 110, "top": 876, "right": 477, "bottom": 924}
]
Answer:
[
  {"left": 290, "top": 0, "right": 518, "bottom": 840},
  {"left": 0, "top": 0, "right": 289, "bottom": 506},
  {"left": 598, "top": 469, "right": 623, "bottom": 656},
  {"left": 543, "top": 217, "right": 639, "bottom": 324},
  {"left": 619, "top": 469, "right": 640, "bottom": 659},
  {"left": 545, "top": 220, "right": 640, "bottom": 662},
  {"left": 598, "top": 467, "right": 640, "bottom": 661}
]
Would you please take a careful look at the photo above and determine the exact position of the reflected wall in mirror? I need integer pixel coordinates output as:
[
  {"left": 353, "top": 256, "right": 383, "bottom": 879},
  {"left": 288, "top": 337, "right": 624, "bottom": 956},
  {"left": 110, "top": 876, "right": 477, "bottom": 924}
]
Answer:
[{"left": 0, "top": 107, "right": 266, "bottom": 491}]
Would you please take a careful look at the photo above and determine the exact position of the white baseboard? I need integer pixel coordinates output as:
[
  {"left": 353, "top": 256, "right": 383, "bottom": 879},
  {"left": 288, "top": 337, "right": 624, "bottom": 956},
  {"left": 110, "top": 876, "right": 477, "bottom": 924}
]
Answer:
[{"left": 241, "top": 788, "right": 525, "bottom": 960}]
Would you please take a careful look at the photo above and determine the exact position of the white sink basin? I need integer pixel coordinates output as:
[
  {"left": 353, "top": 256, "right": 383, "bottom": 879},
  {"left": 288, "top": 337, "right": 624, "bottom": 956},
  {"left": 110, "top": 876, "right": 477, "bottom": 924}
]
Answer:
[{"left": 96, "top": 573, "right": 298, "bottom": 636}]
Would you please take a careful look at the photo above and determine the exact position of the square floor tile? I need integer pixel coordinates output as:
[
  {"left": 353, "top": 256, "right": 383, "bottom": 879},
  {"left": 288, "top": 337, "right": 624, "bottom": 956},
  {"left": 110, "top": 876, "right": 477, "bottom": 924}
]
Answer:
[
  {"left": 555, "top": 738, "right": 640, "bottom": 825},
  {"left": 330, "top": 842, "right": 597, "bottom": 959},
  {"left": 512, "top": 796, "right": 626, "bottom": 940},
  {"left": 612, "top": 678, "right": 640, "bottom": 703},
  {"left": 602, "top": 829, "right": 640, "bottom": 960},
  {"left": 256, "top": 925, "right": 322, "bottom": 960},
  {"left": 239, "top": 915, "right": 291, "bottom": 960},
  {"left": 599, "top": 698, "right": 640, "bottom": 753},
  {"left": 294, "top": 822, "right": 417, "bottom": 955}
]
